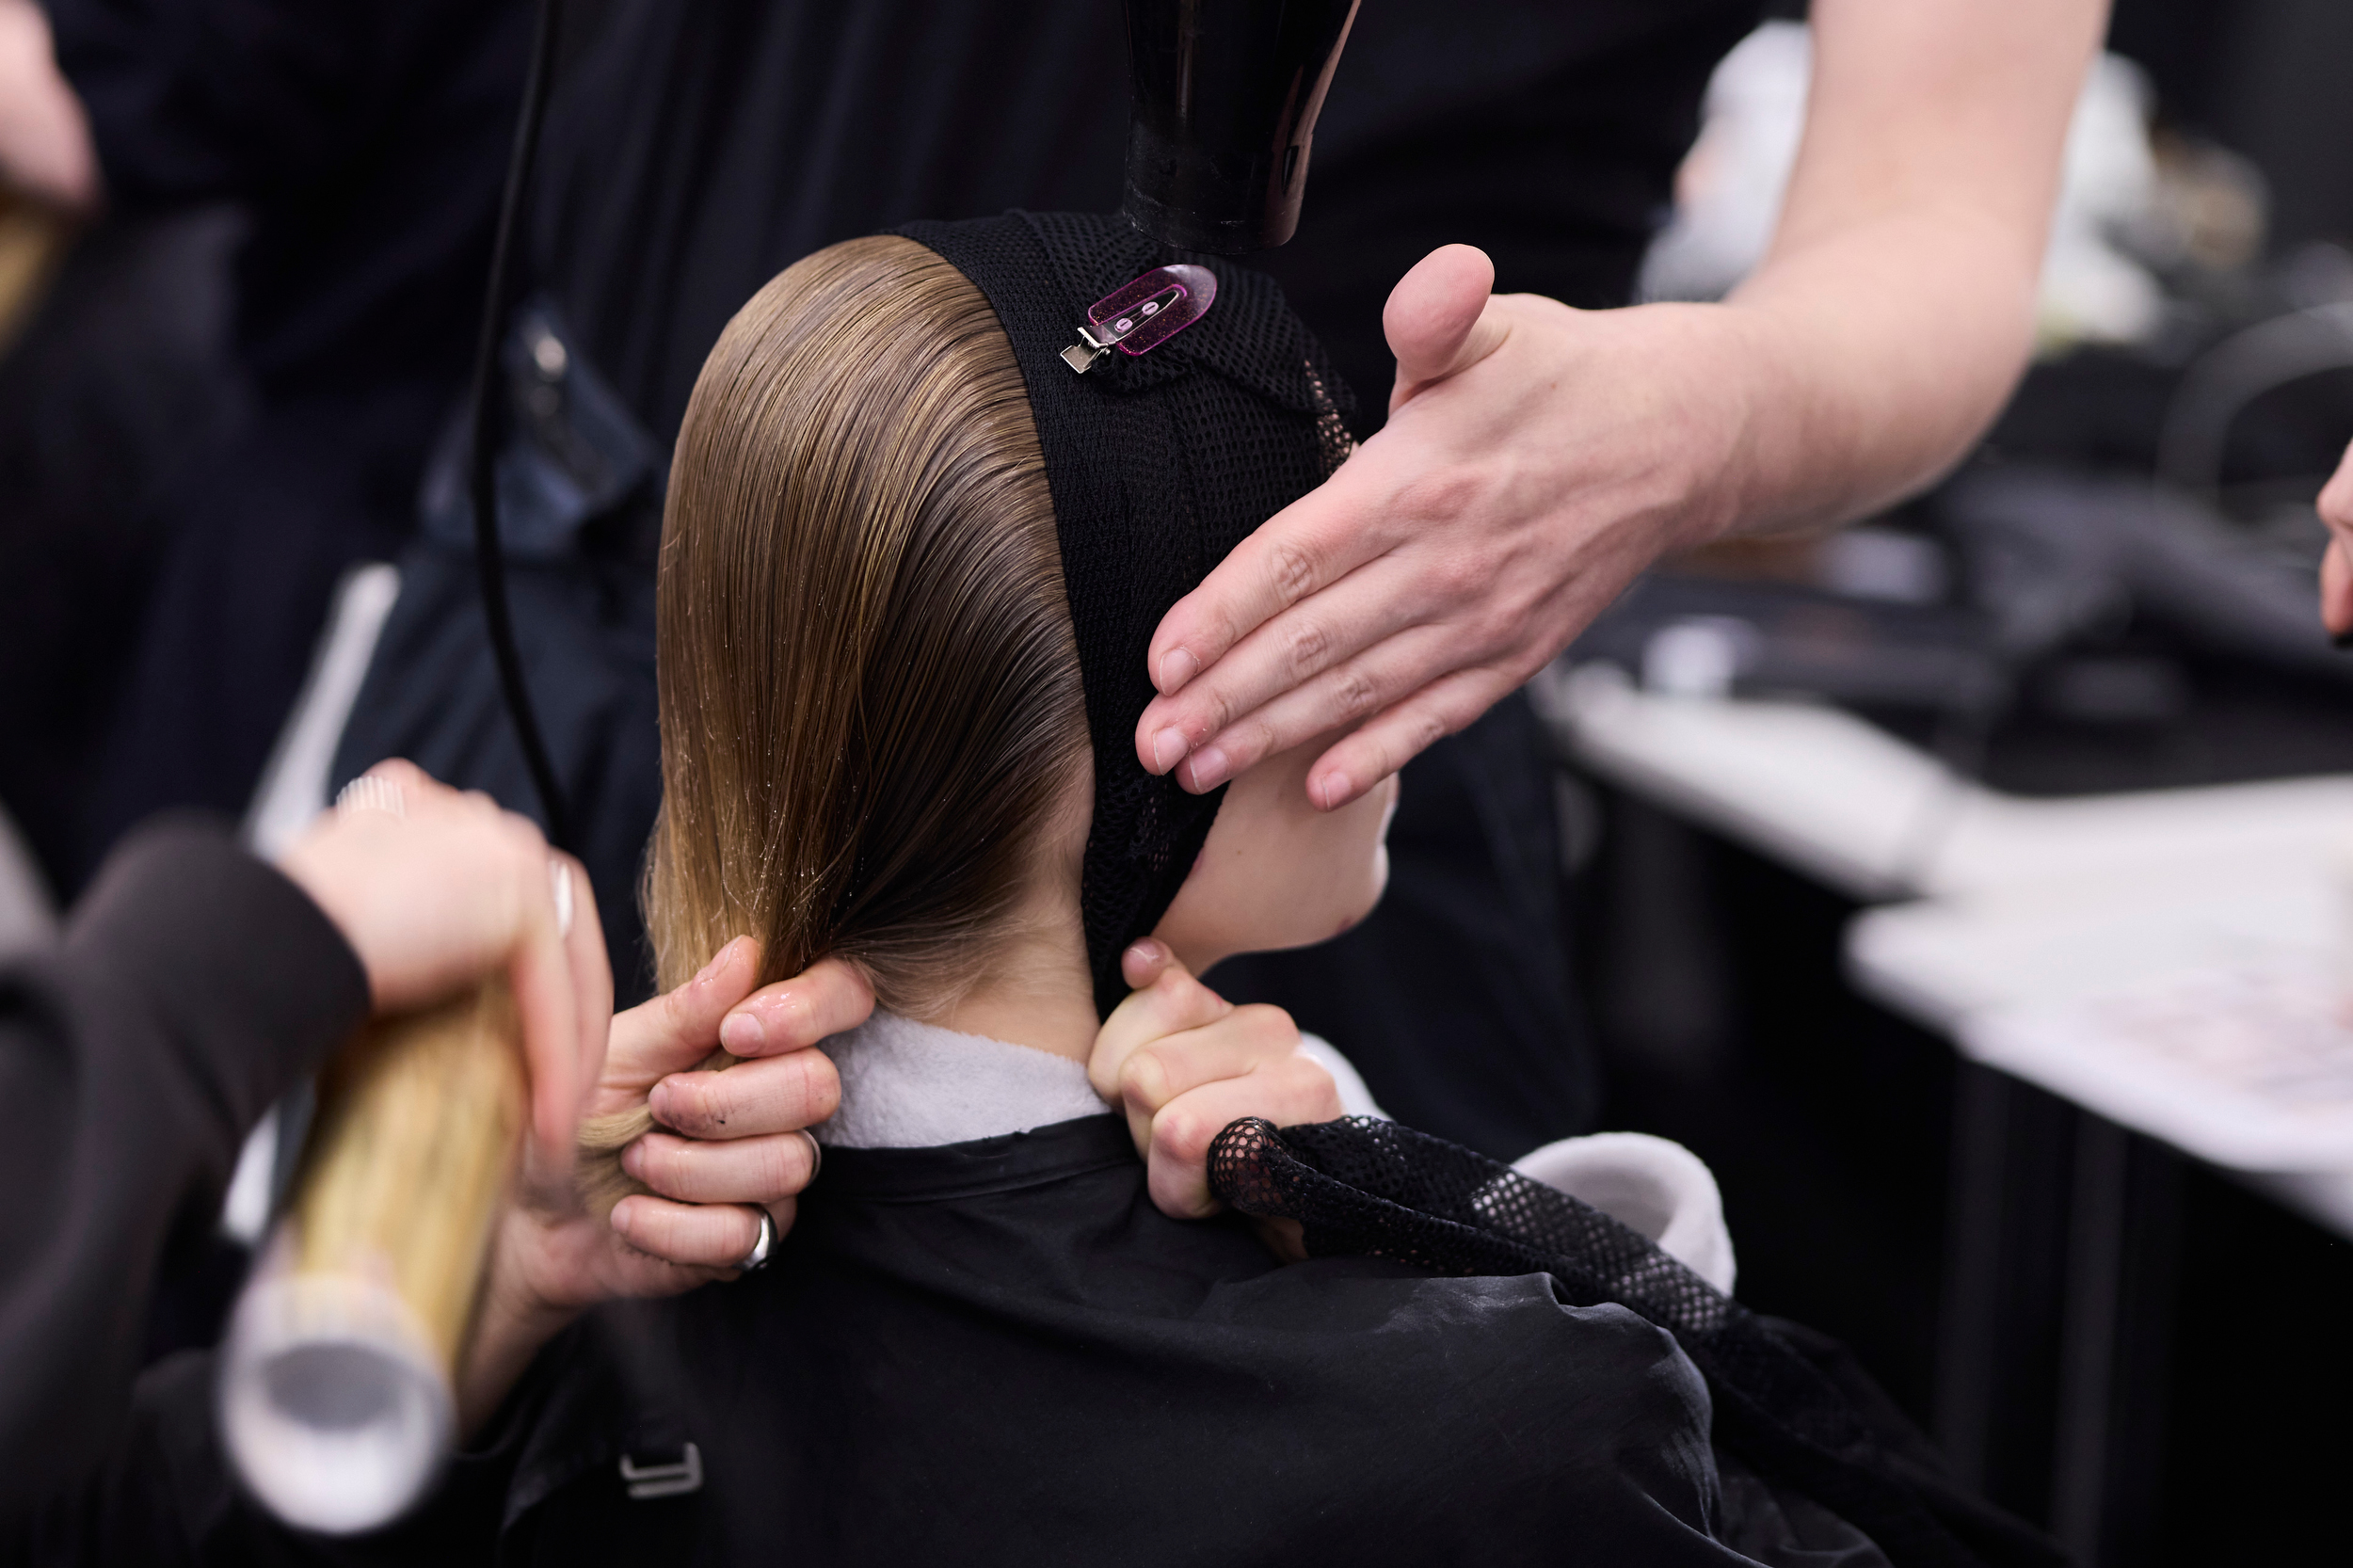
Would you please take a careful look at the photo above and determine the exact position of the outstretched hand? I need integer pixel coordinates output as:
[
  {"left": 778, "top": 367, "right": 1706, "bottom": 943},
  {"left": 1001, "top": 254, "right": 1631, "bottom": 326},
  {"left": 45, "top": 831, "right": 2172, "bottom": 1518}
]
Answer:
[
  {"left": 1134, "top": 243, "right": 1751, "bottom": 811},
  {"left": 1090, "top": 940, "right": 1342, "bottom": 1221}
]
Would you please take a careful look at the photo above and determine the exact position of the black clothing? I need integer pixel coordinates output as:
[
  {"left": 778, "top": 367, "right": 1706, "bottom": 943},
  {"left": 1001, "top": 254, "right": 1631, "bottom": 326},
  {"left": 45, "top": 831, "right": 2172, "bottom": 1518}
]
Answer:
[
  {"left": 46, "top": 0, "right": 529, "bottom": 889},
  {"left": 896, "top": 212, "right": 1353, "bottom": 1014},
  {"left": 46, "top": 1116, "right": 1922, "bottom": 1565},
  {"left": 526, "top": 0, "right": 1760, "bottom": 450},
  {"left": 0, "top": 819, "right": 369, "bottom": 1512},
  {"left": 53, "top": 0, "right": 527, "bottom": 408},
  {"left": 1209, "top": 1115, "right": 2063, "bottom": 1568}
]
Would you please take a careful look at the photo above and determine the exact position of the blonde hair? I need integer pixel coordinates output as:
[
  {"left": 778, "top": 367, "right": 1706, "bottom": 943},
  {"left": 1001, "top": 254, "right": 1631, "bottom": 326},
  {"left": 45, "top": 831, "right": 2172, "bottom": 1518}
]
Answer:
[{"left": 581, "top": 235, "right": 1086, "bottom": 1207}]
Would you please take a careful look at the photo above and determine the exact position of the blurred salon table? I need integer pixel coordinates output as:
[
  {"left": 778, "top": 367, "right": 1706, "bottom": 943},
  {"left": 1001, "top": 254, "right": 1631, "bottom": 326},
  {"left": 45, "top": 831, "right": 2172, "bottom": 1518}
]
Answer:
[{"left": 1531, "top": 660, "right": 2353, "bottom": 1563}]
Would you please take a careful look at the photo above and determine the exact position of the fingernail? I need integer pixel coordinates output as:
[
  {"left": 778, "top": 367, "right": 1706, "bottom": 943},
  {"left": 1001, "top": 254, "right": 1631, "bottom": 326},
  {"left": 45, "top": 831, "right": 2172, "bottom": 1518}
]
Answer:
[
  {"left": 1150, "top": 728, "right": 1189, "bottom": 773},
  {"left": 1314, "top": 771, "right": 1352, "bottom": 809},
  {"left": 609, "top": 1202, "right": 634, "bottom": 1238},
  {"left": 620, "top": 1140, "right": 644, "bottom": 1177},
  {"left": 1158, "top": 648, "right": 1197, "bottom": 694},
  {"left": 648, "top": 1080, "right": 674, "bottom": 1126},
  {"left": 1183, "top": 746, "right": 1229, "bottom": 791},
  {"left": 720, "top": 1011, "right": 765, "bottom": 1053}
]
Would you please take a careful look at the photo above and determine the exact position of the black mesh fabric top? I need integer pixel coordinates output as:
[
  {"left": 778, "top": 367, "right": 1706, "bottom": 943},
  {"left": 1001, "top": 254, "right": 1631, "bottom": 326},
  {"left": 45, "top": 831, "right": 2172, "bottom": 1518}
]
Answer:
[
  {"left": 1209, "top": 1116, "right": 2069, "bottom": 1568},
  {"left": 894, "top": 213, "right": 1353, "bottom": 1016}
]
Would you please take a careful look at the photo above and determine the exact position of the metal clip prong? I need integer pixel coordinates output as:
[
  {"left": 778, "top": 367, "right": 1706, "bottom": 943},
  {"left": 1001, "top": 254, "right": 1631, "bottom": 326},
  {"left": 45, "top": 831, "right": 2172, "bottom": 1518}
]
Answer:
[{"left": 1061, "top": 326, "right": 1114, "bottom": 375}]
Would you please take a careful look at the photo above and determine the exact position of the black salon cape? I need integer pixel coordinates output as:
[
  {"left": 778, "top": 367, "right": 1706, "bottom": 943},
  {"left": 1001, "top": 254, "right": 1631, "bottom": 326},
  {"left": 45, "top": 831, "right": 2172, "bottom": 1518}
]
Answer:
[{"left": 37, "top": 1116, "right": 1880, "bottom": 1566}]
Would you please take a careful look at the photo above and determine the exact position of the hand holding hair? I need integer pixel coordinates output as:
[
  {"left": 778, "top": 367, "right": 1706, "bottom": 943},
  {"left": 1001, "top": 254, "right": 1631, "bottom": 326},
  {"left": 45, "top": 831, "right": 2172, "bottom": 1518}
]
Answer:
[
  {"left": 459, "top": 938, "right": 867, "bottom": 1431},
  {"left": 1090, "top": 940, "right": 1342, "bottom": 1223},
  {"left": 579, "top": 935, "right": 864, "bottom": 1247}
]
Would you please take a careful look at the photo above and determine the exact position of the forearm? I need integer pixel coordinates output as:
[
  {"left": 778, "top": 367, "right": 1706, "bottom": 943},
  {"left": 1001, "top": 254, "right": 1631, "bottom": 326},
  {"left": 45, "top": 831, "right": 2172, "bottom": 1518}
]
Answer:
[
  {"left": 1714, "top": 199, "right": 2043, "bottom": 536},
  {"left": 1705, "top": 0, "right": 2108, "bottom": 537},
  {"left": 456, "top": 1289, "right": 575, "bottom": 1440},
  {"left": 454, "top": 1208, "right": 589, "bottom": 1440},
  {"left": 0, "top": 823, "right": 369, "bottom": 1507}
]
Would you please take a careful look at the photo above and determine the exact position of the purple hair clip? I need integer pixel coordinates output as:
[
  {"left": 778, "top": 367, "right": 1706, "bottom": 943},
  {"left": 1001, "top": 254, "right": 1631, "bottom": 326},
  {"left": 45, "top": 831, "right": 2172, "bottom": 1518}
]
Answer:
[{"left": 1061, "top": 264, "right": 1217, "bottom": 374}]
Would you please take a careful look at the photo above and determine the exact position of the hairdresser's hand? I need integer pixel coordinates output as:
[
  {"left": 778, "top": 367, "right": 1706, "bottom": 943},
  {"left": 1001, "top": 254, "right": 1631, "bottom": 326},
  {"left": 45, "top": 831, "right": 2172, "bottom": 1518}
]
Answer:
[
  {"left": 492, "top": 937, "right": 863, "bottom": 1308},
  {"left": 278, "top": 759, "right": 610, "bottom": 1178},
  {"left": 2317, "top": 438, "right": 2353, "bottom": 638},
  {"left": 462, "top": 939, "right": 868, "bottom": 1431},
  {"left": 1091, "top": 940, "right": 1342, "bottom": 1224},
  {"left": 595, "top": 936, "right": 864, "bottom": 1269},
  {"left": 0, "top": 0, "right": 99, "bottom": 212},
  {"left": 1133, "top": 244, "right": 1739, "bottom": 809}
]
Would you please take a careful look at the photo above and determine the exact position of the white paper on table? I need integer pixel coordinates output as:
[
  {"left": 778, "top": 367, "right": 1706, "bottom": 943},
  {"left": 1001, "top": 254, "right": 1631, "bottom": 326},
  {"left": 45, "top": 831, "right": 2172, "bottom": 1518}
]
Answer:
[{"left": 1962, "top": 955, "right": 2353, "bottom": 1171}]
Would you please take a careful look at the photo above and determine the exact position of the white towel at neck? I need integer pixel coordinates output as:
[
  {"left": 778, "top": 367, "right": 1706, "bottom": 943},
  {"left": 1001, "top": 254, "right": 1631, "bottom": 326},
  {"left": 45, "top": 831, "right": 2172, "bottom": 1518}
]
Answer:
[
  {"left": 812, "top": 1013, "right": 1112, "bottom": 1149},
  {"left": 809, "top": 1011, "right": 1737, "bottom": 1296}
]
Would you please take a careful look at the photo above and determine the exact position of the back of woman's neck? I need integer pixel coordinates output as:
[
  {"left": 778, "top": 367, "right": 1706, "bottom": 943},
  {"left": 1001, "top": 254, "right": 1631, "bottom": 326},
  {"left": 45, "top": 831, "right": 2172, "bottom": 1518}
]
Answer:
[
  {"left": 931, "top": 984, "right": 1099, "bottom": 1064},
  {"left": 925, "top": 920, "right": 1099, "bottom": 1064}
]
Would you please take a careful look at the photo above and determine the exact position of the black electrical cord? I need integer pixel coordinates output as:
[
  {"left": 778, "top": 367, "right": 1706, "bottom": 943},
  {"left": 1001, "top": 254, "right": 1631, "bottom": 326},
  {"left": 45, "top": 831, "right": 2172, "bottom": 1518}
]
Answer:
[{"left": 464, "top": 0, "right": 571, "bottom": 850}]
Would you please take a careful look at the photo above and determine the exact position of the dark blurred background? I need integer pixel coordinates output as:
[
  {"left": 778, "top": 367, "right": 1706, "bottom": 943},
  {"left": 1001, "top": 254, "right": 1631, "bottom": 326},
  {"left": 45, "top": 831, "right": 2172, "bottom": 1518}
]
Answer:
[{"left": 1573, "top": 2, "right": 2353, "bottom": 1564}]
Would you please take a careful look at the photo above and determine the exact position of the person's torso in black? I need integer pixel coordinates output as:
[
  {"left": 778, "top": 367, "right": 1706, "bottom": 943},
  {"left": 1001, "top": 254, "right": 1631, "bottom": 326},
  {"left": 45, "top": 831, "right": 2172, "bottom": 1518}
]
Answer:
[
  {"left": 477, "top": 1115, "right": 1799, "bottom": 1565},
  {"left": 533, "top": 0, "right": 1764, "bottom": 448}
]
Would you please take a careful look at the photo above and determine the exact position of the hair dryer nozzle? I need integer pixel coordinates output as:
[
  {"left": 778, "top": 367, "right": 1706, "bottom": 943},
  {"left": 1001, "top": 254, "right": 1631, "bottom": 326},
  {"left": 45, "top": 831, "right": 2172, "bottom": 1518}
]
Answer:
[{"left": 1122, "top": 0, "right": 1360, "bottom": 255}]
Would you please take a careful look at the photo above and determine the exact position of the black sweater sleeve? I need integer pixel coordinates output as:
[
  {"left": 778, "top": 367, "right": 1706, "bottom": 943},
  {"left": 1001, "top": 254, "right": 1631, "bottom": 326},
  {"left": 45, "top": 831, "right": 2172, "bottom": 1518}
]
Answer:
[{"left": 0, "top": 817, "right": 368, "bottom": 1512}]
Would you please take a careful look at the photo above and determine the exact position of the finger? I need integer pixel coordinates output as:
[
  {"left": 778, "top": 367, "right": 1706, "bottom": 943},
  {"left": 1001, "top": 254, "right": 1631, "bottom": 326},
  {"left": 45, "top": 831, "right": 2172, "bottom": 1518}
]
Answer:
[
  {"left": 1119, "top": 937, "right": 1173, "bottom": 991},
  {"left": 1167, "top": 617, "right": 1468, "bottom": 794},
  {"left": 1304, "top": 664, "right": 1521, "bottom": 811},
  {"left": 1089, "top": 959, "right": 1233, "bottom": 1103},
  {"left": 621, "top": 1129, "right": 820, "bottom": 1206},
  {"left": 1141, "top": 467, "right": 1400, "bottom": 713},
  {"left": 1384, "top": 245, "right": 1507, "bottom": 408},
  {"left": 357, "top": 756, "right": 434, "bottom": 797},
  {"left": 1116, "top": 1004, "right": 1302, "bottom": 1116},
  {"left": 1138, "top": 560, "right": 1441, "bottom": 790},
  {"left": 1144, "top": 1055, "right": 1347, "bottom": 1220},
  {"left": 360, "top": 760, "right": 502, "bottom": 829},
  {"left": 554, "top": 856, "right": 614, "bottom": 1165},
  {"left": 650, "top": 1046, "right": 841, "bottom": 1140},
  {"left": 606, "top": 936, "right": 763, "bottom": 1083},
  {"left": 715, "top": 956, "right": 875, "bottom": 1058},
  {"left": 608, "top": 1194, "right": 774, "bottom": 1270},
  {"left": 1254, "top": 1216, "right": 1308, "bottom": 1263},
  {"left": 501, "top": 832, "right": 585, "bottom": 1176},
  {"left": 2319, "top": 437, "right": 2353, "bottom": 536},
  {"left": 2326, "top": 537, "right": 2353, "bottom": 639}
]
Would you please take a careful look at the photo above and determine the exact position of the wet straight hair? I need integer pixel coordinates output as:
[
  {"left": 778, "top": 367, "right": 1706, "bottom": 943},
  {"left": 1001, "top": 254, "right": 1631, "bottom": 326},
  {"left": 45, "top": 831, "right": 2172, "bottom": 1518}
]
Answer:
[
  {"left": 650, "top": 233, "right": 1087, "bottom": 1001},
  {"left": 583, "top": 236, "right": 1087, "bottom": 1198}
]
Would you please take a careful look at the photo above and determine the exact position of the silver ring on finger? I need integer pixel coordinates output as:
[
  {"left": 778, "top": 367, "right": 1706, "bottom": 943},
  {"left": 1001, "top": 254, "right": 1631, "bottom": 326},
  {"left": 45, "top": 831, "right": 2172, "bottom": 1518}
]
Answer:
[
  {"left": 335, "top": 775, "right": 406, "bottom": 820},
  {"left": 736, "top": 1208, "right": 776, "bottom": 1272}
]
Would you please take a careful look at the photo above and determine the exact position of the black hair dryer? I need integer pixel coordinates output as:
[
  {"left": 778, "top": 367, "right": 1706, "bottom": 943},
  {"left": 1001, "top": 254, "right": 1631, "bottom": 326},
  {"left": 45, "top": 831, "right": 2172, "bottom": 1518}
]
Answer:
[{"left": 1122, "top": 0, "right": 1361, "bottom": 254}]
